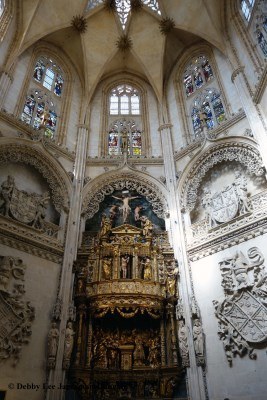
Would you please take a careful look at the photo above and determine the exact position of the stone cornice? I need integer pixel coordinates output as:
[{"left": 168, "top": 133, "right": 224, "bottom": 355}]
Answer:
[
  {"left": 0, "top": 110, "right": 75, "bottom": 161},
  {"left": 86, "top": 156, "right": 164, "bottom": 166}
]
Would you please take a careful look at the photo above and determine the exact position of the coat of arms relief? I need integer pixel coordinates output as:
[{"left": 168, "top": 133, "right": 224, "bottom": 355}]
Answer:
[
  {"left": 0, "top": 255, "right": 35, "bottom": 364},
  {"left": 202, "top": 171, "right": 252, "bottom": 229},
  {"left": 213, "top": 247, "right": 267, "bottom": 365}
]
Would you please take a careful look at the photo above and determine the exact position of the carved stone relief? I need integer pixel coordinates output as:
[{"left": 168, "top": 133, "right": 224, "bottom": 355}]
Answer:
[
  {"left": 82, "top": 176, "right": 167, "bottom": 220},
  {"left": 181, "top": 142, "right": 265, "bottom": 212},
  {"left": 0, "top": 255, "right": 35, "bottom": 365},
  {"left": 0, "top": 143, "right": 69, "bottom": 212},
  {"left": 213, "top": 247, "right": 267, "bottom": 365}
]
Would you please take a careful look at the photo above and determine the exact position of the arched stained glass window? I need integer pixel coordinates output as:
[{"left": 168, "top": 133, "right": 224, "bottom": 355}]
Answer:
[
  {"left": 33, "top": 57, "right": 64, "bottom": 97},
  {"left": 183, "top": 56, "right": 213, "bottom": 97},
  {"left": 191, "top": 89, "right": 226, "bottom": 137},
  {"left": 240, "top": 0, "right": 255, "bottom": 21},
  {"left": 108, "top": 119, "right": 142, "bottom": 156},
  {"left": 21, "top": 89, "right": 57, "bottom": 138},
  {"left": 255, "top": 15, "right": 267, "bottom": 57},
  {"left": 109, "top": 84, "right": 140, "bottom": 115}
]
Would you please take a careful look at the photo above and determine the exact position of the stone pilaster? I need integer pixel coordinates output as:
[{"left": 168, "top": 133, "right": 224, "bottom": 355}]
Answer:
[
  {"left": 45, "top": 124, "right": 89, "bottom": 400},
  {"left": 0, "top": 69, "right": 12, "bottom": 108},
  {"left": 158, "top": 123, "right": 206, "bottom": 400}
]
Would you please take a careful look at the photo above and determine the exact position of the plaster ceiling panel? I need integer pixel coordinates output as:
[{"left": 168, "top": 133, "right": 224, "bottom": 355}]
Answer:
[
  {"left": 129, "top": 10, "right": 165, "bottom": 101},
  {"left": 21, "top": 0, "right": 85, "bottom": 52},
  {"left": 163, "top": 0, "right": 225, "bottom": 53},
  {"left": 82, "top": 9, "right": 119, "bottom": 97},
  {"left": 21, "top": 0, "right": 40, "bottom": 32}
]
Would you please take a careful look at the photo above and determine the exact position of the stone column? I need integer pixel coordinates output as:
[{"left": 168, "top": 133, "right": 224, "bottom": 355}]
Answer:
[
  {"left": 0, "top": 69, "right": 12, "bottom": 108},
  {"left": 231, "top": 66, "right": 267, "bottom": 171},
  {"left": 45, "top": 124, "right": 89, "bottom": 400},
  {"left": 158, "top": 123, "right": 206, "bottom": 400}
]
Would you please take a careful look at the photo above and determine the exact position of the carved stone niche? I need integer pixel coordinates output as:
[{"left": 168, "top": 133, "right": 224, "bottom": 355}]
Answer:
[
  {"left": 0, "top": 163, "right": 60, "bottom": 237},
  {"left": 213, "top": 246, "right": 267, "bottom": 366},
  {"left": 190, "top": 160, "right": 266, "bottom": 229},
  {"left": 0, "top": 255, "right": 35, "bottom": 365}
]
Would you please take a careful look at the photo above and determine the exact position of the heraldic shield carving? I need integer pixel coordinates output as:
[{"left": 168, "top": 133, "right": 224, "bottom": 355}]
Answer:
[
  {"left": 213, "top": 247, "right": 267, "bottom": 365},
  {"left": 211, "top": 186, "right": 239, "bottom": 223},
  {"left": 0, "top": 255, "right": 35, "bottom": 365}
]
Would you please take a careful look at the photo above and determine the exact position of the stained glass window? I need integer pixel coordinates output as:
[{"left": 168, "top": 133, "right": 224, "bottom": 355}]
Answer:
[
  {"left": 191, "top": 89, "right": 226, "bottom": 137},
  {"left": 240, "top": 0, "right": 255, "bottom": 21},
  {"left": 0, "top": 0, "right": 5, "bottom": 17},
  {"left": 108, "top": 119, "right": 142, "bottom": 156},
  {"left": 33, "top": 57, "right": 64, "bottom": 97},
  {"left": 21, "top": 90, "right": 57, "bottom": 138},
  {"left": 183, "top": 56, "right": 213, "bottom": 97},
  {"left": 255, "top": 15, "right": 267, "bottom": 58},
  {"left": 109, "top": 84, "right": 140, "bottom": 115}
]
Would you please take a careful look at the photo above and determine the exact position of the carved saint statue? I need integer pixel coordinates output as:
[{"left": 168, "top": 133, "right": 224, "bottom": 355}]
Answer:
[
  {"left": 193, "top": 319, "right": 204, "bottom": 357},
  {"left": 32, "top": 191, "right": 50, "bottom": 229},
  {"left": 47, "top": 322, "right": 60, "bottom": 367},
  {"left": 100, "top": 214, "right": 112, "bottom": 236},
  {"left": 142, "top": 257, "right": 152, "bottom": 280},
  {"left": 0, "top": 175, "right": 14, "bottom": 216},
  {"left": 63, "top": 322, "right": 75, "bottom": 368},
  {"left": 178, "top": 320, "right": 189, "bottom": 366},
  {"left": 121, "top": 254, "right": 130, "bottom": 279},
  {"left": 234, "top": 171, "right": 251, "bottom": 214},
  {"left": 112, "top": 192, "right": 140, "bottom": 223},
  {"left": 102, "top": 258, "right": 112, "bottom": 280},
  {"left": 133, "top": 335, "right": 145, "bottom": 366},
  {"left": 202, "top": 188, "right": 217, "bottom": 228},
  {"left": 140, "top": 216, "right": 153, "bottom": 237}
]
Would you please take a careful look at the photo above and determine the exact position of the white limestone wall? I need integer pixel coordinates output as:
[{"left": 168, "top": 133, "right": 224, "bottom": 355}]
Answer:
[
  {"left": 65, "top": 78, "right": 82, "bottom": 152},
  {"left": 0, "top": 244, "right": 60, "bottom": 400},
  {"left": 146, "top": 85, "right": 161, "bottom": 157},
  {"left": 88, "top": 85, "right": 102, "bottom": 157},
  {"left": 4, "top": 49, "right": 32, "bottom": 114},
  {"left": 190, "top": 235, "right": 267, "bottom": 400},
  {"left": 213, "top": 48, "right": 243, "bottom": 115}
]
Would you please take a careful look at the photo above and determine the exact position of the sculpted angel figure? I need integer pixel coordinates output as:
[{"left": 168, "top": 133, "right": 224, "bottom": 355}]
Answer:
[{"left": 0, "top": 175, "right": 15, "bottom": 216}]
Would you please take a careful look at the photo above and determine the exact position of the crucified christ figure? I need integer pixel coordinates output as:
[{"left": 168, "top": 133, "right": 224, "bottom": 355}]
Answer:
[{"left": 112, "top": 192, "right": 140, "bottom": 223}]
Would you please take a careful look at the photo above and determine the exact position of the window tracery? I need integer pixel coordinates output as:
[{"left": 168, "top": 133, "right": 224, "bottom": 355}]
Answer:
[
  {"left": 240, "top": 0, "right": 255, "bottom": 21},
  {"left": 109, "top": 84, "right": 140, "bottom": 115},
  {"left": 86, "top": 0, "right": 161, "bottom": 30},
  {"left": 21, "top": 89, "right": 57, "bottom": 138},
  {"left": 183, "top": 56, "right": 213, "bottom": 97},
  {"left": 255, "top": 14, "right": 267, "bottom": 57},
  {"left": 20, "top": 56, "right": 65, "bottom": 138},
  {"left": 190, "top": 89, "right": 226, "bottom": 137}
]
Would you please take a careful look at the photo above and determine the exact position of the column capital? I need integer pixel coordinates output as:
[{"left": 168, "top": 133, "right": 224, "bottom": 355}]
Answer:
[{"left": 158, "top": 123, "right": 173, "bottom": 132}]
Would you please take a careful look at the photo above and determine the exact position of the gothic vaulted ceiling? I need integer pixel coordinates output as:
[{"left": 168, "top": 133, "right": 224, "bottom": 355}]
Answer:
[{"left": 16, "top": 0, "right": 225, "bottom": 102}]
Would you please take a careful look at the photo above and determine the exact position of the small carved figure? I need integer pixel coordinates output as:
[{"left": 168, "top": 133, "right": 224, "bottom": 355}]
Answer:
[
  {"left": 178, "top": 320, "right": 189, "bottom": 366},
  {"left": 112, "top": 192, "right": 140, "bottom": 223},
  {"left": 47, "top": 322, "right": 60, "bottom": 363},
  {"left": 134, "top": 205, "right": 143, "bottom": 221},
  {"left": 52, "top": 297, "right": 62, "bottom": 320},
  {"left": 0, "top": 256, "right": 13, "bottom": 291},
  {"left": 142, "top": 257, "right": 152, "bottom": 280},
  {"left": 202, "top": 188, "right": 217, "bottom": 228},
  {"left": 148, "top": 336, "right": 160, "bottom": 368},
  {"left": 193, "top": 319, "right": 204, "bottom": 357},
  {"left": 100, "top": 214, "right": 112, "bottom": 236},
  {"left": 133, "top": 335, "right": 145, "bottom": 366},
  {"left": 76, "top": 279, "right": 84, "bottom": 294},
  {"left": 63, "top": 322, "right": 75, "bottom": 368},
  {"left": 140, "top": 216, "right": 153, "bottom": 237},
  {"left": 0, "top": 175, "right": 15, "bottom": 216},
  {"left": 166, "top": 276, "right": 176, "bottom": 296},
  {"left": 109, "top": 205, "right": 119, "bottom": 222},
  {"left": 121, "top": 254, "right": 130, "bottom": 279},
  {"left": 234, "top": 171, "right": 251, "bottom": 214},
  {"left": 32, "top": 191, "right": 50, "bottom": 229},
  {"left": 232, "top": 252, "right": 250, "bottom": 290},
  {"left": 102, "top": 258, "right": 112, "bottom": 280}
]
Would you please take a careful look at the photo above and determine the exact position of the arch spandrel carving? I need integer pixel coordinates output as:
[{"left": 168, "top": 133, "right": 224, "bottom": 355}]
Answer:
[
  {"left": 180, "top": 142, "right": 265, "bottom": 212},
  {"left": 0, "top": 142, "right": 71, "bottom": 212},
  {"left": 82, "top": 173, "right": 168, "bottom": 220}
]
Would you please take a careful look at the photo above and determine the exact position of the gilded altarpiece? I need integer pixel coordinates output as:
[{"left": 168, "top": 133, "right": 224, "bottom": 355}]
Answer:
[{"left": 68, "top": 191, "right": 183, "bottom": 399}]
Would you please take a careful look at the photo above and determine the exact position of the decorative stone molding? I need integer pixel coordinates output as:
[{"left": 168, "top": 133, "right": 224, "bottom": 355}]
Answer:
[
  {"left": 82, "top": 175, "right": 167, "bottom": 219},
  {"left": 231, "top": 66, "right": 245, "bottom": 83},
  {"left": 181, "top": 142, "right": 265, "bottom": 212},
  {"left": 0, "top": 255, "right": 35, "bottom": 365},
  {"left": 213, "top": 247, "right": 267, "bottom": 365},
  {"left": 0, "top": 142, "right": 70, "bottom": 212}
]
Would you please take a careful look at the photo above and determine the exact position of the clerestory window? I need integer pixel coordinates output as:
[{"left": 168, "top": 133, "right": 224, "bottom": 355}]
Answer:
[
  {"left": 183, "top": 56, "right": 213, "bottom": 97},
  {"left": 240, "top": 0, "right": 255, "bottom": 21},
  {"left": 109, "top": 84, "right": 140, "bottom": 116}
]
